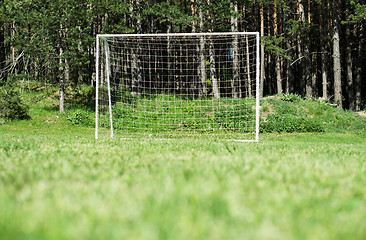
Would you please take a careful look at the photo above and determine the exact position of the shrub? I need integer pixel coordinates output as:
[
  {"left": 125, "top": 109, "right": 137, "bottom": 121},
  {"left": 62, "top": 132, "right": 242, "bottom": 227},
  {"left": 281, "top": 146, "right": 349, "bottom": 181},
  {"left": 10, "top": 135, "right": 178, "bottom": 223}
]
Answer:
[
  {"left": 0, "top": 78, "right": 30, "bottom": 120},
  {"left": 66, "top": 109, "right": 94, "bottom": 127},
  {"left": 67, "top": 85, "right": 95, "bottom": 107},
  {"left": 280, "top": 93, "right": 302, "bottom": 102},
  {"left": 261, "top": 114, "right": 324, "bottom": 133}
]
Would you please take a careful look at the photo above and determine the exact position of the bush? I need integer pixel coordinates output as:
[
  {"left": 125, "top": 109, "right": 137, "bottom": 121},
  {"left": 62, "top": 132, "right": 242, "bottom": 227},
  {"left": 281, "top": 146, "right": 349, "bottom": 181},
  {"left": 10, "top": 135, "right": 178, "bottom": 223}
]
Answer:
[
  {"left": 261, "top": 114, "right": 324, "bottom": 133},
  {"left": 67, "top": 85, "right": 95, "bottom": 107},
  {"left": 0, "top": 78, "right": 30, "bottom": 120},
  {"left": 280, "top": 93, "right": 302, "bottom": 102},
  {"left": 66, "top": 109, "right": 94, "bottom": 127}
]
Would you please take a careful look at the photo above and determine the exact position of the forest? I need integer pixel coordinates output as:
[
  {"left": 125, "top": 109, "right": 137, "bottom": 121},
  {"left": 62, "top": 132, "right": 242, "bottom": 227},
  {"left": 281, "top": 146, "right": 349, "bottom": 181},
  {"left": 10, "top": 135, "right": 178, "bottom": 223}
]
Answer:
[{"left": 0, "top": 0, "right": 365, "bottom": 112}]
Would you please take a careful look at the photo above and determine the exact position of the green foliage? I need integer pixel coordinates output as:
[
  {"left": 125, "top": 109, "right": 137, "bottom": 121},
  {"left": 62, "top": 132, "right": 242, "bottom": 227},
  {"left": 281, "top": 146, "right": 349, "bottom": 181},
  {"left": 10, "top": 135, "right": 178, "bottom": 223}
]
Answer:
[
  {"left": 3, "top": 0, "right": 365, "bottom": 111},
  {"left": 261, "top": 114, "right": 324, "bottom": 133},
  {"left": 261, "top": 96, "right": 366, "bottom": 135},
  {"left": 0, "top": 77, "right": 29, "bottom": 120},
  {"left": 348, "top": 2, "right": 366, "bottom": 22},
  {"left": 143, "top": 1, "right": 194, "bottom": 30},
  {"left": 5, "top": 0, "right": 95, "bottom": 83},
  {"left": 66, "top": 109, "right": 94, "bottom": 127},
  {"left": 204, "top": 0, "right": 232, "bottom": 31},
  {"left": 262, "top": 35, "right": 289, "bottom": 59},
  {"left": 66, "top": 85, "right": 95, "bottom": 108},
  {"left": 286, "top": 19, "right": 304, "bottom": 36},
  {"left": 280, "top": 93, "right": 302, "bottom": 102}
]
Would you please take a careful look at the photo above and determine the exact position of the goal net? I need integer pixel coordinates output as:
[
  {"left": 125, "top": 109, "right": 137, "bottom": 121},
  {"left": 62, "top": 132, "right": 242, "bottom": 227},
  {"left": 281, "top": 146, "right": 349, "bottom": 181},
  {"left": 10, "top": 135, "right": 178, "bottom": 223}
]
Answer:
[{"left": 95, "top": 32, "right": 260, "bottom": 141}]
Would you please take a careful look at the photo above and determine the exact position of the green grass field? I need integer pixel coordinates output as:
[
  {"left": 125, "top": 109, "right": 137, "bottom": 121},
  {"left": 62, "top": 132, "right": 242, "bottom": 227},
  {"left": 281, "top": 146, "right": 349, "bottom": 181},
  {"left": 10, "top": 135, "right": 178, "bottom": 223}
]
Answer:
[
  {"left": 1, "top": 88, "right": 366, "bottom": 239},
  {"left": 1, "top": 125, "right": 366, "bottom": 240}
]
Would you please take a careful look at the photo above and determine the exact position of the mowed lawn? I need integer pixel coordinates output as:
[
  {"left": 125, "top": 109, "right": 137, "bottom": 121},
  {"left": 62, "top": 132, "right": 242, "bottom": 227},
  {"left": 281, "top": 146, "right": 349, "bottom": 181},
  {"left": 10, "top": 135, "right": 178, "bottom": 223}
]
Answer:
[{"left": 1, "top": 126, "right": 366, "bottom": 240}]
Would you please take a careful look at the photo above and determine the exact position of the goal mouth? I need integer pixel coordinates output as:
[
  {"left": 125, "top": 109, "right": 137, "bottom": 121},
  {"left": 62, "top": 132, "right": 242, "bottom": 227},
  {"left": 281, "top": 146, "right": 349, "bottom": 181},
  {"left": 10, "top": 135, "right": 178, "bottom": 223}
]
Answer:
[{"left": 95, "top": 32, "right": 260, "bottom": 142}]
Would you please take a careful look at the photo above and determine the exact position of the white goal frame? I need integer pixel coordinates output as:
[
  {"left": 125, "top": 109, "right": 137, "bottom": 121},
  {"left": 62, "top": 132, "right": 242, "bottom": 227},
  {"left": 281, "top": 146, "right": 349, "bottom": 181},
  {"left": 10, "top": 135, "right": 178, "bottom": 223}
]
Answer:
[{"left": 95, "top": 32, "right": 260, "bottom": 142}]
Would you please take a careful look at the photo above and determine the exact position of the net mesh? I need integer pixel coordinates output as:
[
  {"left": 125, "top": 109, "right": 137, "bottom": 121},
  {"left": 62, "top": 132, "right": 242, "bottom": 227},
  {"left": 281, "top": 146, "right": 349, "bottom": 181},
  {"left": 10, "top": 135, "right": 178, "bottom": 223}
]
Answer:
[{"left": 96, "top": 33, "right": 259, "bottom": 140}]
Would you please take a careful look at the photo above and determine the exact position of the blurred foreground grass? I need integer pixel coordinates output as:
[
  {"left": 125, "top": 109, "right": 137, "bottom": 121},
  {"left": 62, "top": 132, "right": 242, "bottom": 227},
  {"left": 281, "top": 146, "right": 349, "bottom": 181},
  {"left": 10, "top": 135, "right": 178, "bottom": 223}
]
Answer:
[{"left": 0, "top": 124, "right": 365, "bottom": 240}]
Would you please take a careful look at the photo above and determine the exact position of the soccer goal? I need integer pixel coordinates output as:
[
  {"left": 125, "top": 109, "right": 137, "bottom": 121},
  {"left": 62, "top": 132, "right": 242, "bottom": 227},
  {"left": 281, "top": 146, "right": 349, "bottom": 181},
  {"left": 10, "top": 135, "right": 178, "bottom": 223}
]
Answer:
[{"left": 95, "top": 32, "right": 260, "bottom": 141}]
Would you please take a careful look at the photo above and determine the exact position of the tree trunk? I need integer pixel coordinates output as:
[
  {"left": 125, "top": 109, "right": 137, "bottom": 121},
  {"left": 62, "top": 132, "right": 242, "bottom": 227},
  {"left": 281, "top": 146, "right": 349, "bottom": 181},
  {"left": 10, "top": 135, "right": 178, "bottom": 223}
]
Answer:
[
  {"left": 320, "top": 1, "right": 329, "bottom": 100},
  {"left": 131, "top": 0, "right": 142, "bottom": 96},
  {"left": 321, "top": 53, "right": 328, "bottom": 99},
  {"left": 346, "top": 24, "right": 354, "bottom": 110},
  {"left": 199, "top": 7, "right": 207, "bottom": 97},
  {"left": 167, "top": 23, "right": 173, "bottom": 91},
  {"left": 131, "top": 46, "right": 141, "bottom": 95},
  {"left": 246, "top": 35, "right": 252, "bottom": 97},
  {"left": 273, "top": 2, "right": 282, "bottom": 94},
  {"left": 231, "top": 1, "right": 239, "bottom": 98},
  {"left": 332, "top": 0, "right": 342, "bottom": 108},
  {"left": 191, "top": 0, "right": 201, "bottom": 97},
  {"left": 0, "top": 16, "right": 5, "bottom": 80},
  {"left": 11, "top": 21, "right": 15, "bottom": 64},
  {"left": 207, "top": 0, "right": 219, "bottom": 98},
  {"left": 242, "top": 6, "right": 252, "bottom": 97},
  {"left": 355, "top": 24, "right": 363, "bottom": 111},
  {"left": 309, "top": 1, "right": 317, "bottom": 98},
  {"left": 59, "top": 47, "right": 65, "bottom": 113},
  {"left": 65, "top": 58, "right": 70, "bottom": 89},
  {"left": 209, "top": 37, "right": 219, "bottom": 99},
  {"left": 259, "top": 3, "right": 265, "bottom": 97},
  {"left": 345, "top": 8, "right": 354, "bottom": 110},
  {"left": 286, "top": 38, "right": 294, "bottom": 94},
  {"left": 296, "top": 0, "right": 307, "bottom": 96},
  {"left": 190, "top": 0, "right": 196, "bottom": 33},
  {"left": 284, "top": 5, "right": 293, "bottom": 94},
  {"left": 300, "top": 0, "right": 312, "bottom": 97},
  {"left": 311, "top": 54, "right": 317, "bottom": 98}
]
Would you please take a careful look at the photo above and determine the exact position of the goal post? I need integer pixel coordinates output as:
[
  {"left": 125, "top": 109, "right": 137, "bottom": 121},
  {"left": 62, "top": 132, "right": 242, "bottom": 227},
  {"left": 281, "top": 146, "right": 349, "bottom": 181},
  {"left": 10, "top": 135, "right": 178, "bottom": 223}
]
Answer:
[{"left": 95, "top": 32, "right": 260, "bottom": 141}]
